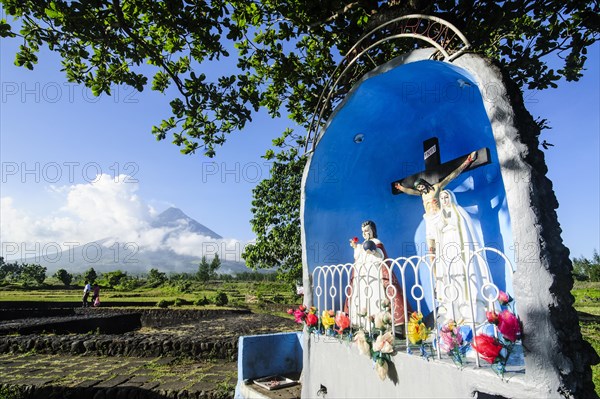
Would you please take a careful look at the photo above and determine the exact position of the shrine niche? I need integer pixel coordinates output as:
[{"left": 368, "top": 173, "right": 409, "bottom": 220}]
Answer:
[
  {"left": 303, "top": 58, "right": 515, "bottom": 319},
  {"left": 299, "top": 15, "right": 596, "bottom": 399}
]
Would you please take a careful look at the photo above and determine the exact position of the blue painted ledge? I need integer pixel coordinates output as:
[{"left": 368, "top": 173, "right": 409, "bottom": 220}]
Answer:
[{"left": 235, "top": 331, "right": 303, "bottom": 398}]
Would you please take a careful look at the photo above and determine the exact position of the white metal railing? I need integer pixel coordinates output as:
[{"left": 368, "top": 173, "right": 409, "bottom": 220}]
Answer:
[{"left": 311, "top": 247, "right": 517, "bottom": 367}]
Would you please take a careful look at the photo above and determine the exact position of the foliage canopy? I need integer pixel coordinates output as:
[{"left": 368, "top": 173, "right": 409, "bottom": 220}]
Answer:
[
  {"left": 573, "top": 250, "right": 600, "bottom": 282},
  {"left": 2, "top": 0, "right": 598, "bottom": 281}
]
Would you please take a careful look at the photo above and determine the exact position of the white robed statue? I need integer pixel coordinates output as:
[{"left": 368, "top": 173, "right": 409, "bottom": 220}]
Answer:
[
  {"left": 345, "top": 221, "right": 409, "bottom": 332},
  {"left": 434, "top": 189, "right": 492, "bottom": 325}
]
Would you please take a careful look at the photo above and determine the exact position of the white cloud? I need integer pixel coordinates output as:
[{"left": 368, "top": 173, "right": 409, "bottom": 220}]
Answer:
[
  {"left": 1, "top": 174, "right": 245, "bottom": 262},
  {"left": 165, "top": 232, "right": 246, "bottom": 262}
]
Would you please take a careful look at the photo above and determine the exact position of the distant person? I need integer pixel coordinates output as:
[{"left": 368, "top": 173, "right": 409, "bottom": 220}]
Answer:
[
  {"left": 91, "top": 283, "right": 100, "bottom": 307},
  {"left": 82, "top": 280, "right": 91, "bottom": 307}
]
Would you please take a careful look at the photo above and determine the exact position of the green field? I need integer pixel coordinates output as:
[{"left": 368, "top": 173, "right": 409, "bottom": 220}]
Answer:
[
  {"left": 572, "top": 281, "right": 600, "bottom": 394},
  {"left": 1, "top": 280, "right": 598, "bottom": 393},
  {"left": 0, "top": 280, "right": 297, "bottom": 307}
]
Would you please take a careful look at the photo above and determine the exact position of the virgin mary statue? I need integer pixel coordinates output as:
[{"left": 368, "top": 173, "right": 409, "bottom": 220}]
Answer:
[{"left": 435, "top": 190, "right": 492, "bottom": 325}]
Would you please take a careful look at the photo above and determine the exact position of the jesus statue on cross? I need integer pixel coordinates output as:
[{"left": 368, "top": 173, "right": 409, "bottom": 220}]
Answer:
[{"left": 393, "top": 144, "right": 480, "bottom": 256}]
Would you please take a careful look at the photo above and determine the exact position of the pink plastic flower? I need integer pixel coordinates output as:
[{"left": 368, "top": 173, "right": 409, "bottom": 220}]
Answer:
[
  {"left": 440, "top": 325, "right": 462, "bottom": 352},
  {"left": 353, "top": 330, "right": 371, "bottom": 356},
  {"left": 373, "top": 332, "right": 394, "bottom": 354},
  {"left": 497, "top": 310, "right": 521, "bottom": 342},
  {"left": 375, "top": 358, "right": 389, "bottom": 380},
  {"left": 293, "top": 309, "right": 305, "bottom": 324},
  {"left": 498, "top": 291, "right": 511, "bottom": 305},
  {"left": 287, "top": 308, "right": 294, "bottom": 315}
]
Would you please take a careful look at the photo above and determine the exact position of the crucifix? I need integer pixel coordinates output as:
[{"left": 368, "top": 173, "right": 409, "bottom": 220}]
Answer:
[{"left": 390, "top": 137, "right": 490, "bottom": 255}]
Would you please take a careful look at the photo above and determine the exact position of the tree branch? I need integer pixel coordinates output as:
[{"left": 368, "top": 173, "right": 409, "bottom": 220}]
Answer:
[{"left": 111, "top": 0, "right": 190, "bottom": 108}]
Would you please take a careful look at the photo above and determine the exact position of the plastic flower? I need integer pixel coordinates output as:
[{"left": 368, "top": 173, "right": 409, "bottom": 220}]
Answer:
[
  {"left": 497, "top": 310, "right": 521, "bottom": 342},
  {"left": 486, "top": 311, "right": 499, "bottom": 324},
  {"left": 373, "top": 332, "right": 395, "bottom": 354},
  {"left": 353, "top": 330, "right": 371, "bottom": 356},
  {"left": 374, "top": 311, "right": 392, "bottom": 329},
  {"left": 286, "top": 308, "right": 294, "bottom": 315},
  {"left": 293, "top": 309, "right": 305, "bottom": 324},
  {"left": 321, "top": 310, "right": 335, "bottom": 330},
  {"left": 375, "top": 358, "right": 389, "bottom": 381},
  {"left": 306, "top": 313, "right": 319, "bottom": 327},
  {"left": 407, "top": 312, "right": 430, "bottom": 345},
  {"left": 473, "top": 334, "right": 503, "bottom": 363},
  {"left": 335, "top": 312, "right": 351, "bottom": 334},
  {"left": 440, "top": 323, "right": 463, "bottom": 352},
  {"left": 298, "top": 304, "right": 307, "bottom": 312},
  {"left": 498, "top": 291, "right": 511, "bottom": 306}
]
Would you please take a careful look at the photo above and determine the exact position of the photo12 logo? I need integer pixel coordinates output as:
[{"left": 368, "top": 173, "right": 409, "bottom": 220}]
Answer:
[
  {"left": 1, "top": 241, "right": 140, "bottom": 264},
  {"left": 200, "top": 162, "right": 273, "bottom": 184},
  {"left": 1, "top": 82, "right": 139, "bottom": 104},
  {"left": 1, "top": 161, "right": 139, "bottom": 184}
]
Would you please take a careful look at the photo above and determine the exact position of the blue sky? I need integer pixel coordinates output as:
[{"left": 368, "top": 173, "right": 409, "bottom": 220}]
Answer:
[{"left": 1, "top": 34, "right": 598, "bottom": 263}]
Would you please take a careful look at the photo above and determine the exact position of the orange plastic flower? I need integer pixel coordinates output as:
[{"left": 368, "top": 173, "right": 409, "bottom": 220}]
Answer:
[
  {"left": 335, "top": 311, "right": 350, "bottom": 334},
  {"left": 486, "top": 311, "right": 499, "bottom": 324}
]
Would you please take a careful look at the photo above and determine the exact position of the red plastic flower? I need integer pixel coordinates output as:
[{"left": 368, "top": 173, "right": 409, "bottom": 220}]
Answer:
[
  {"left": 473, "top": 334, "right": 503, "bottom": 363},
  {"left": 486, "top": 311, "right": 499, "bottom": 324},
  {"left": 298, "top": 304, "right": 307, "bottom": 312},
  {"left": 497, "top": 310, "right": 521, "bottom": 342},
  {"left": 305, "top": 313, "right": 318, "bottom": 327}
]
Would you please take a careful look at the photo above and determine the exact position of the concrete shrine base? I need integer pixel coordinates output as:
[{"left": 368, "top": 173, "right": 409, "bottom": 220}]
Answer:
[{"left": 301, "top": 335, "right": 550, "bottom": 399}]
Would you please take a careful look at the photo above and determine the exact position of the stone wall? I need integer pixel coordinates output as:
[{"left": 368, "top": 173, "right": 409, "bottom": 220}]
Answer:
[{"left": 0, "top": 308, "right": 255, "bottom": 361}]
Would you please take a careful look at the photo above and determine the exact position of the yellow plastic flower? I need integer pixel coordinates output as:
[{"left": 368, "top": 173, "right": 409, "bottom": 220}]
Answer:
[
  {"left": 407, "top": 312, "right": 430, "bottom": 344},
  {"left": 321, "top": 310, "right": 335, "bottom": 330}
]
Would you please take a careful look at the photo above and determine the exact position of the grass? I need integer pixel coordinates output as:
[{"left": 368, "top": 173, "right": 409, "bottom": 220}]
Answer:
[
  {"left": 0, "top": 280, "right": 299, "bottom": 307},
  {"left": 572, "top": 281, "right": 600, "bottom": 394}
]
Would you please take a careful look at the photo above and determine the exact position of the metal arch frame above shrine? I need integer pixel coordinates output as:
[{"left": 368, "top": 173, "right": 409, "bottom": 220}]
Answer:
[{"left": 304, "top": 14, "right": 471, "bottom": 154}]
